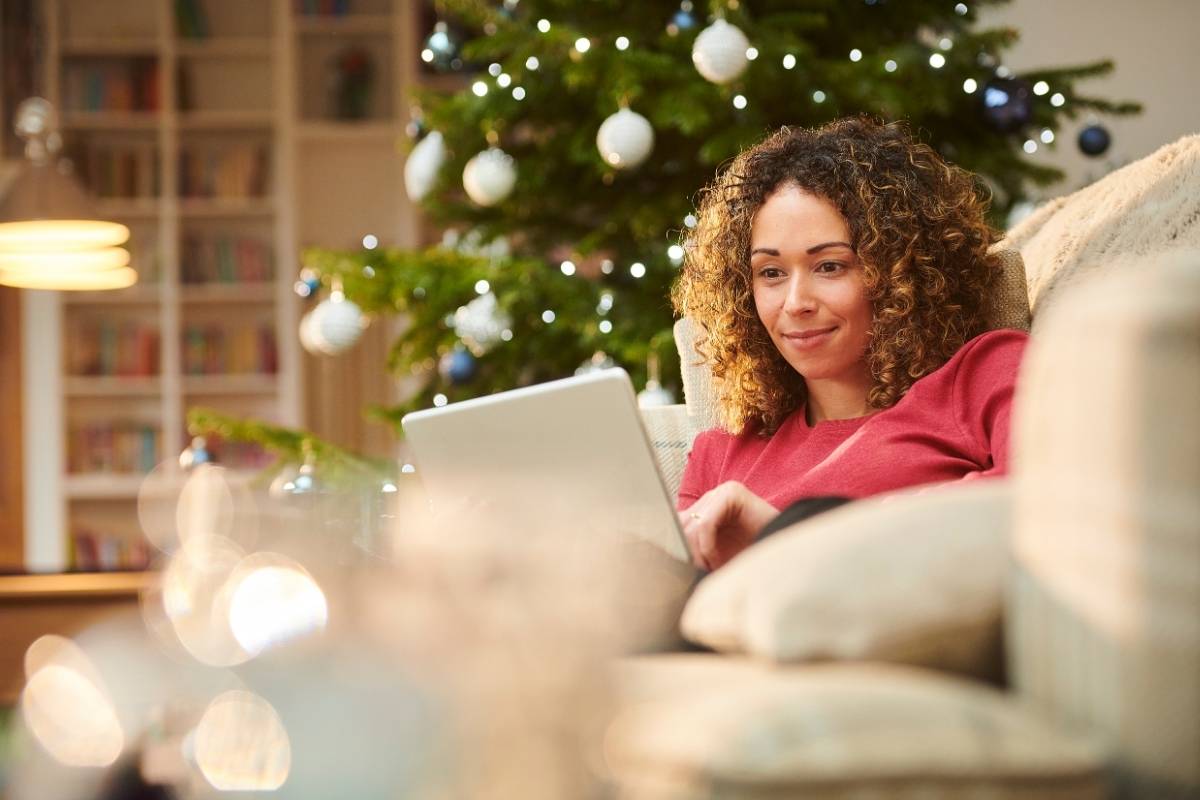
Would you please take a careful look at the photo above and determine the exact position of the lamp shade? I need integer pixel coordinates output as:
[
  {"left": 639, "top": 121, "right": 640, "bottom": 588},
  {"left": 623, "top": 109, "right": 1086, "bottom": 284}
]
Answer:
[
  {"left": 0, "top": 98, "right": 135, "bottom": 290},
  {"left": 0, "top": 161, "right": 130, "bottom": 250},
  {"left": 0, "top": 246, "right": 130, "bottom": 272},
  {"left": 0, "top": 265, "right": 137, "bottom": 290}
]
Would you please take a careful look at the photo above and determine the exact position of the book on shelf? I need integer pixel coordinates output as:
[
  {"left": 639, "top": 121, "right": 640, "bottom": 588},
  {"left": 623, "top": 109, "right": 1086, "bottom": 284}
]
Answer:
[
  {"left": 174, "top": 0, "right": 211, "bottom": 39},
  {"left": 181, "top": 323, "right": 278, "bottom": 375},
  {"left": 178, "top": 143, "right": 270, "bottom": 199},
  {"left": 68, "top": 423, "right": 161, "bottom": 474},
  {"left": 63, "top": 58, "right": 160, "bottom": 112},
  {"left": 181, "top": 234, "right": 273, "bottom": 283},
  {"left": 68, "top": 321, "right": 160, "bottom": 377},
  {"left": 71, "top": 527, "right": 152, "bottom": 572},
  {"left": 127, "top": 233, "right": 162, "bottom": 283},
  {"left": 297, "top": 0, "right": 352, "bottom": 16},
  {"left": 69, "top": 140, "right": 160, "bottom": 198}
]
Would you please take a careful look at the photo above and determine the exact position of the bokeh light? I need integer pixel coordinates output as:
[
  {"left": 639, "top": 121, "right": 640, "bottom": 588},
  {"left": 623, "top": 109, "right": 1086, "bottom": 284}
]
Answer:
[
  {"left": 227, "top": 555, "right": 329, "bottom": 657},
  {"left": 21, "top": 638, "right": 124, "bottom": 768},
  {"left": 160, "top": 536, "right": 252, "bottom": 667},
  {"left": 194, "top": 690, "right": 291, "bottom": 791}
]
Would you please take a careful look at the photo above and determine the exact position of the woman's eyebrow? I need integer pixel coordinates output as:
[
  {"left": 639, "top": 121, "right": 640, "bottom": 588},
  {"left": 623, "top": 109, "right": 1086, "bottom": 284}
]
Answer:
[
  {"left": 750, "top": 241, "right": 852, "bottom": 257},
  {"left": 806, "top": 241, "right": 853, "bottom": 254}
]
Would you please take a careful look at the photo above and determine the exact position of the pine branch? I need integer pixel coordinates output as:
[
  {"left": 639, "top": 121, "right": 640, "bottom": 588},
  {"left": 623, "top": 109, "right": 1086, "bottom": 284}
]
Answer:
[{"left": 186, "top": 407, "right": 390, "bottom": 481}]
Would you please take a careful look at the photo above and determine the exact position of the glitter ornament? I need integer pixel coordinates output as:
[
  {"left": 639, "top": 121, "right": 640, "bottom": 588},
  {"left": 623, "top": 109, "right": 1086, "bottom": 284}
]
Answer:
[{"left": 453, "top": 292, "right": 512, "bottom": 355}]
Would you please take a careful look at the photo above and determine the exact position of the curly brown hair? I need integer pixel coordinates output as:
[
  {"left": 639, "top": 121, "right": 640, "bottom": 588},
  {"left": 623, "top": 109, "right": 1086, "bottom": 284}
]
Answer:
[{"left": 672, "top": 116, "right": 1002, "bottom": 435}]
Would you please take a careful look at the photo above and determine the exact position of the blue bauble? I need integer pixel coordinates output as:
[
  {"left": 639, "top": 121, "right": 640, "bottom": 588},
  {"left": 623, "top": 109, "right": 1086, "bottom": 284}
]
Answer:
[
  {"left": 1077, "top": 124, "right": 1111, "bottom": 158},
  {"left": 294, "top": 274, "right": 321, "bottom": 298},
  {"left": 440, "top": 348, "right": 477, "bottom": 385},
  {"left": 981, "top": 77, "right": 1033, "bottom": 133},
  {"left": 423, "top": 21, "right": 459, "bottom": 72},
  {"left": 672, "top": 9, "right": 700, "bottom": 33},
  {"left": 667, "top": 2, "right": 698, "bottom": 35}
]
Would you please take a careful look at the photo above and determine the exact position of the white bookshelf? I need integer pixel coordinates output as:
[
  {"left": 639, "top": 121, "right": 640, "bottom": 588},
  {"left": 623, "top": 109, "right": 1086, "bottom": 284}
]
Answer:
[
  {"left": 29, "top": 0, "right": 300, "bottom": 571},
  {"left": 25, "top": 0, "right": 423, "bottom": 571}
]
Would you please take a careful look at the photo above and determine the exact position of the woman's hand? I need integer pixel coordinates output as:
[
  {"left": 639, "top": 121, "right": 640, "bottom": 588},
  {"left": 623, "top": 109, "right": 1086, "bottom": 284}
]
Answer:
[{"left": 678, "top": 481, "right": 779, "bottom": 571}]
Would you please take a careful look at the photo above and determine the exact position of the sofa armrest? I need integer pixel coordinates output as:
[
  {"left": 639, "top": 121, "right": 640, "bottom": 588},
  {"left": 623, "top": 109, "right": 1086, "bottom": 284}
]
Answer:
[{"left": 640, "top": 404, "right": 700, "bottom": 502}]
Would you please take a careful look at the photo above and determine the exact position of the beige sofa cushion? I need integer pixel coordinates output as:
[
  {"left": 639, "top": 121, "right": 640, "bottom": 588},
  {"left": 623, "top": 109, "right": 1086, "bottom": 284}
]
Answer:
[
  {"left": 674, "top": 247, "right": 1029, "bottom": 430},
  {"left": 1008, "top": 250, "right": 1200, "bottom": 795},
  {"left": 681, "top": 481, "right": 1009, "bottom": 679},
  {"left": 1004, "top": 133, "right": 1200, "bottom": 322},
  {"left": 607, "top": 654, "right": 1107, "bottom": 799}
]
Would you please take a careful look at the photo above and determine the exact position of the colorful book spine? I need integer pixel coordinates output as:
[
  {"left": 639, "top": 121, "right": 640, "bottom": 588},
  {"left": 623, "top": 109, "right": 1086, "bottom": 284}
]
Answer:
[
  {"left": 68, "top": 321, "right": 160, "bottom": 377},
  {"left": 179, "top": 143, "right": 271, "bottom": 199},
  {"left": 180, "top": 324, "right": 278, "bottom": 374},
  {"left": 181, "top": 235, "right": 273, "bottom": 284},
  {"left": 68, "top": 423, "right": 161, "bottom": 473}
]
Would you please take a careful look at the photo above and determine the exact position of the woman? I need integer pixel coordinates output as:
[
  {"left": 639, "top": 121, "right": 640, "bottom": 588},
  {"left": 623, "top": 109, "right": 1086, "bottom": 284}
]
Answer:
[{"left": 673, "top": 117, "right": 1027, "bottom": 571}]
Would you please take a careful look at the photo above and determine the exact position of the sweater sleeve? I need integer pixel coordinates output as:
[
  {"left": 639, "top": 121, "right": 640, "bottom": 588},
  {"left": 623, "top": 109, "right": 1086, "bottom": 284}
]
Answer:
[
  {"left": 951, "top": 329, "right": 1029, "bottom": 478},
  {"left": 676, "top": 428, "right": 727, "bottom": 510}
]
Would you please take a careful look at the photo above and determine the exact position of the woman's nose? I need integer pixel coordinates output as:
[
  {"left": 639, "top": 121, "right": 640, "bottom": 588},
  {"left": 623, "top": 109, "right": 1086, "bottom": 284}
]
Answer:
[{"left": 782, "top": 275, "right": 817, "bottom": 315}]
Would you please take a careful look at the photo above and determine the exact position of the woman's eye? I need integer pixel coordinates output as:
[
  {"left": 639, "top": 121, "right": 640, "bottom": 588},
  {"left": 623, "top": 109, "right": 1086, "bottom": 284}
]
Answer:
[
  {"left": 758, "top": 267, "right": 784, "bottom": 279},
  {"left": 816, "top": 261, "right": 845, "bottom": 274}
]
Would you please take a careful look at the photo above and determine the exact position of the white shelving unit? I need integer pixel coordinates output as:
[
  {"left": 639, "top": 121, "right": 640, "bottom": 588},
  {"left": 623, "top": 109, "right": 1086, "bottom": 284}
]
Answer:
[{"left": 23, "top": 0, "right": 426, "bottom": 571}]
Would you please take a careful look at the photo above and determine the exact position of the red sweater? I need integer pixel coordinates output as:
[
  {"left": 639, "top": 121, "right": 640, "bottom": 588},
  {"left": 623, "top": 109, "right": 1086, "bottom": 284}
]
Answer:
[{"left": 677, "top": 329, "right": 1029, "bottom": 510}]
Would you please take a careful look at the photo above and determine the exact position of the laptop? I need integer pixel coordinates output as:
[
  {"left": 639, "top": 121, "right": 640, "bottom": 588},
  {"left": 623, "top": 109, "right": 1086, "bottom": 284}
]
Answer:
[{"left": 401, "top": 368, "right": 691, "bottom": 564}]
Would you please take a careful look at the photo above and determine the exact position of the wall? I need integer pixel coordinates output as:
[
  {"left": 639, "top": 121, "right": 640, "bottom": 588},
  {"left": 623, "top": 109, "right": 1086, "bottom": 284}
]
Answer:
[{"left": 980, "top": 0, "right": 1200, "bottom": 199}]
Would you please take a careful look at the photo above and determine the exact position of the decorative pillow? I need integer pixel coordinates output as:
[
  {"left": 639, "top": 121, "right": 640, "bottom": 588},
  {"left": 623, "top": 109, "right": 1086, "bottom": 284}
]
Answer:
[
  {"left": 1004, "top": 133, "right": 1200, "bottom": 323},
  {"left": 607, "top": 654, "right": 1107, "bottom": 799},
  {"left": 987, "top": 246, "right": 1032, "bottom": 331},
  {"left": 681, "top": 481, "right": 1010, "bottom": 679},
  {"left": 674, "top": 247, "right": 1030, "bottom": 429}
]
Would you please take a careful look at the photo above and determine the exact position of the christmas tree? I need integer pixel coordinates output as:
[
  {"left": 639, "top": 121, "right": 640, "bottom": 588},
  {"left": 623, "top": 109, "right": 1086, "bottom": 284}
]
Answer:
[{"left": 192, "top": 0, "right": 1138, "bottom": 466}]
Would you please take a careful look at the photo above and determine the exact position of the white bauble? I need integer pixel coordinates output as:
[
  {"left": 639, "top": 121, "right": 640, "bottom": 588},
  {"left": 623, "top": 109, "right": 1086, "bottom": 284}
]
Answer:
[
  {"left": 298, "top": 309, "right": 326, "bottom": 355},
  {"left": 300, "top": 296, "right": 366, "bottom": 356},
  {"left": 596, "top": 108, "right": 655, "bottom": 169},
  {"left": 462, "top": 147, "right": 517, "bottom": 206},
  {"left": 691, "top": 18, "right": 750, "bottom": 84},
  {"left": 403, "top": 131, "right": 446, "bottom": 202},
  {"left": 452, "top": 291, "right": 511, "bottom": 354}
]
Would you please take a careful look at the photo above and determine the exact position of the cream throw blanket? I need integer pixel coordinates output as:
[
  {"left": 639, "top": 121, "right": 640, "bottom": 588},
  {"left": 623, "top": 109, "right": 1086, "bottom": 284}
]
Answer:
[{"left": 1006, "top": 133, "right": 1200, "bottom": 322}]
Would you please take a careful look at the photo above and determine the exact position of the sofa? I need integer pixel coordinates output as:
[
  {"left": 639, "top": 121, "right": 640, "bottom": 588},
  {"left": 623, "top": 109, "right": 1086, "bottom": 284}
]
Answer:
[{"left": 610, "top": 134, "right": 1200, "bottom": 800}]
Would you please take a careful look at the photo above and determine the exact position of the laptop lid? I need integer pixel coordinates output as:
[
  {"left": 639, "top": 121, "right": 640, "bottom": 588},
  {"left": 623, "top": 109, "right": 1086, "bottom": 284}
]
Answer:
[{"left": 401, "top": 368, "right": 690, "bottom": 563}]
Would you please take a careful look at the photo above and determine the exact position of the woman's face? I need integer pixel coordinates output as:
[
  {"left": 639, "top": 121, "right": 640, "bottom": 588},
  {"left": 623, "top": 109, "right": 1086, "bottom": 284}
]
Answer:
[{"left": 749, "top": 184, "right": 873, "bottom": 385}]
